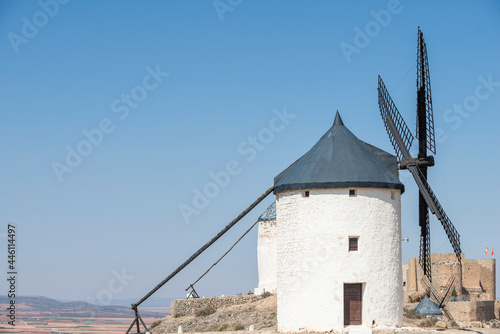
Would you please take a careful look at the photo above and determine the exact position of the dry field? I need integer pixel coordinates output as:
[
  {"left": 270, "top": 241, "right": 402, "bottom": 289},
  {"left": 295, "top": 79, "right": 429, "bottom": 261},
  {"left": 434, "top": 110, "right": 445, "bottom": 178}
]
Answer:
[
  {"left": 0, "top": 308, "right": 164, "bottom": 334},
  {"left": 0, "top": 298, "right": 167, "bottom": 333}
]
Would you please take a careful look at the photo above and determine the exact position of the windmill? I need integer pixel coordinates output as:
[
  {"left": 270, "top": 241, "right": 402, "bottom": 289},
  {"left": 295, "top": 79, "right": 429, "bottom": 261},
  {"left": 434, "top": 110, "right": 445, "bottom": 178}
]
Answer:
[
  {"left": 121, "top": 27, "right": 463, "bottom": 334},
  {"left": 377, "top": 27, "right": 462, "bottom": 284}
]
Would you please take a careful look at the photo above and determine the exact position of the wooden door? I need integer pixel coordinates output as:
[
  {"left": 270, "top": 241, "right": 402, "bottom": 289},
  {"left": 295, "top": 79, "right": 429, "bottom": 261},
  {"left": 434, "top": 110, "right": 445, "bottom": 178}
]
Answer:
[{"left": 344, "top": 283, "right": 362, "bottom": 325}]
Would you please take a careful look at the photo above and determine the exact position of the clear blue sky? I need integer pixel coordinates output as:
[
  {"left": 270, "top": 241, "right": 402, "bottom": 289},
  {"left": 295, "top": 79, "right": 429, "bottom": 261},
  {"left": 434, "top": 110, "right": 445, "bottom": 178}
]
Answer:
[{"left": 1, "top": 1, "right": 499, "bottom": 304}]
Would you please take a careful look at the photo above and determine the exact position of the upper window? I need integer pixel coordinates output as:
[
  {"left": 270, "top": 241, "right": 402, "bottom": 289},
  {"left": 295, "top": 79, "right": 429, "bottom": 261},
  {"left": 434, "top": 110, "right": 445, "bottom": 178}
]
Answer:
[
  {"left": 303, "top": 191, "right": 310, "bottom": 197},
  {"left": 349, "top": 237, "right": 358, "bottom": 252},
  {"left": 349, "top": 189, "right": 357, "bottom": 197}
]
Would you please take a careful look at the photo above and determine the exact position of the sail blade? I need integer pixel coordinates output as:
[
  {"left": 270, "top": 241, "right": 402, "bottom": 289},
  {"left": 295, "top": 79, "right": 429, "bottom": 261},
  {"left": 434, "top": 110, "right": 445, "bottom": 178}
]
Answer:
[
  {"left": 419, "top": 204, "right": 431, "bottom": 280},
  {"left": 378, "top": 75, "right": 414, "bottom": 161},
  {"left": 416, "top": 28, "right": 436, "bottom": 155},
  {"left": 407, "top": 164, "right": 462, "bottom": 262}
]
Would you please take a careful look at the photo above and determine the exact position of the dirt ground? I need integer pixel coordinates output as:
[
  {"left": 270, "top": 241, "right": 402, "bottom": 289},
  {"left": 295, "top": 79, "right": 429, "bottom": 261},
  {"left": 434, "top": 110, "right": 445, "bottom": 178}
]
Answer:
[
  {"left": 150, "top": 294, "right": 500, "bottom": 334},
  {"left": 151, "top": 295, "right": 277, "bottom": 333},
  {"left": 151, "top": 329, "right": 500, "bottom": 334}
]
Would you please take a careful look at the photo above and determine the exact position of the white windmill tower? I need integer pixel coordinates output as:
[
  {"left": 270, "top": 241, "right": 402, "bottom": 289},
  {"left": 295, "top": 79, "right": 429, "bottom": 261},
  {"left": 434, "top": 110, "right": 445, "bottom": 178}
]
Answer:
[{"left": 256, "top": 112, "right": 404, "bottom": 332}]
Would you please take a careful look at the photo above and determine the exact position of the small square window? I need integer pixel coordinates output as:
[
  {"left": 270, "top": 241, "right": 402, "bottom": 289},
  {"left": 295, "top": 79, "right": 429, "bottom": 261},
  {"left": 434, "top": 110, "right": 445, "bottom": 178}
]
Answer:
[
  {"left": 349, "top": 237, "right": 358, "bottom": 251},
  {"left": 303, "top": 191, "right": 310, "bottom": 197},
  {"left": 349, "top": 189, "right": 356, "bottom": 197},
  {"left": 391, "top": 191, "right": 396, "bottom": 200}
]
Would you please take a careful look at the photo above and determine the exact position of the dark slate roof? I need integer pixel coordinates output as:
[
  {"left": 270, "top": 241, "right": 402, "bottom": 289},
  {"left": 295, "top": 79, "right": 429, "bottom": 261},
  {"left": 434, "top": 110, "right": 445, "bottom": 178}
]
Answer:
[
  {"left": 258, "top": 202, "right": 276, "bottom": 221},
  {"left": 274, "top": 111, "right": 404, "bottom": 194},
  {"left": 414, "top": 296, "right": 443, "bottom": 316}
]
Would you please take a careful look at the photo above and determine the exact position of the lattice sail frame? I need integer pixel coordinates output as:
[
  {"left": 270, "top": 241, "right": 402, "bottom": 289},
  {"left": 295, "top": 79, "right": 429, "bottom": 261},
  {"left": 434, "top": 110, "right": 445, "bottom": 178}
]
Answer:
[
  {"left": 378, "top": 76, "right": 414, "bottom": 161},
  {"left": 408, "top": 165, "right": 462, "bottom": 261},
  {"left": 378, "top": 75, "right": 462, "bottom": 266},
  {"left": 416, "top": 28, "right": 436, "bottom": 155},
  {"left": 419, "top": 211, "right": 431, "bottom": 280}
]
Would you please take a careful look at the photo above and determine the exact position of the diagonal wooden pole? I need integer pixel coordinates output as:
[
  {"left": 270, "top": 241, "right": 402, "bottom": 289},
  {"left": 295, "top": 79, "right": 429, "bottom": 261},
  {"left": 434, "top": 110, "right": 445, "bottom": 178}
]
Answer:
[{"left": 126, "top": 185, "right": 274, "bottom": 333}]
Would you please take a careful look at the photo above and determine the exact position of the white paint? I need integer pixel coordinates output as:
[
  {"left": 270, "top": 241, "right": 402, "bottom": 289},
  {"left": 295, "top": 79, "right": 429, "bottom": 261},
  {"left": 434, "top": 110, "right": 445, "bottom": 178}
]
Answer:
[
  {"left": 178, "top": 325, "right": 183, "bottom": 333},
  {"left": 349, "top": 327, "right": 373, "bottom": 334},
  {"left": 255, "top": 219, "right": 278, "bottom": 295},
  {"left": 276, "top": 188, "right": 403, "bottom": 332}
]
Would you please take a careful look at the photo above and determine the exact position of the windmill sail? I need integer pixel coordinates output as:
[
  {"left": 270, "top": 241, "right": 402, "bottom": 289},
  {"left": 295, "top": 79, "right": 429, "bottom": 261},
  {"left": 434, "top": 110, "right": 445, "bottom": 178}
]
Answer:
[
  {"left": 378, "top": 76, "right": 414, "bottom": 161},
  {"left": 416, "top": 27, "right": 436, "bottom": 155},
  {"left": 378, "top": 90, "right": 462, "bottom": 262},
  {"left": 406, "top": 165, "right": 461, "bottom": 262},
  {"left": 378, "top": 68, "right": 461, "bottom": 271},
  {"left": 415, "top": 28, "right": 435, "bottom": 280}
]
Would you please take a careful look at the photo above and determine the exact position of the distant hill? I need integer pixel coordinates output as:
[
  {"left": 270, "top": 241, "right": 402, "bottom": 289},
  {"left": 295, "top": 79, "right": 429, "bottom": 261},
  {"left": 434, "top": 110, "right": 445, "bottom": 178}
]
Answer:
[
  {"left": 66, "top": 296, "right": 175, "bottom": 308},
  {"left": 0, "top": 295, "right": 168, "bottom": 318}
]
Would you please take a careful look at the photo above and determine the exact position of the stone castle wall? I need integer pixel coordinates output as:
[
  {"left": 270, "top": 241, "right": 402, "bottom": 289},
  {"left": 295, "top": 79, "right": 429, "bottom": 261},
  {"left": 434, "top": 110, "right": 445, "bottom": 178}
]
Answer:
[
  {"left": 402, "top": 254, "right": 495, "bottom": 302},
  {"left": 444, "top": 301, "right": 496, "bottom": 322}
]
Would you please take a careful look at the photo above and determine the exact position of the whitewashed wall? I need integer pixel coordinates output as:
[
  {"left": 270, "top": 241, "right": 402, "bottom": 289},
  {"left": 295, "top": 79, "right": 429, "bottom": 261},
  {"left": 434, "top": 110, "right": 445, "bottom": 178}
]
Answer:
[
  {"left": 276, "top": 188, "right": 403, "bottom": 332},
  {"left": 255, "top": 219, "right": 278, "bottom": 294}
]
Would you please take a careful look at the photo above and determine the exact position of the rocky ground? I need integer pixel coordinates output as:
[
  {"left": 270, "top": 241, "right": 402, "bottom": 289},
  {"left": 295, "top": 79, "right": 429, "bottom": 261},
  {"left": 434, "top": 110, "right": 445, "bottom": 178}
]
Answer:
[
  {"left": 150, "top": 295, "right": 500, "bottom": 334},
  {"left": 150, "top": 294, "right": 277, "bottom": 334}
]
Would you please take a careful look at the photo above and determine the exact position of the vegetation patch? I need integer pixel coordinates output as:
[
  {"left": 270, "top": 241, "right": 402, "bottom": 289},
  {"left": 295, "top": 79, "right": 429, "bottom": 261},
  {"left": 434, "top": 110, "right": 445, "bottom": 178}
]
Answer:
[
  {"left": 403, "top": 307, "right": 424, "bottom": 319},
  {"left": 195, "top": 306, "right": 216, "bottom": 317},
  {"left": 419, "top": 316, "right": 438, "bottom": 327},
  {"left": 261, "top": 291, "right": 272, "bottom": 298},
  {"left": 150, "top": 319, "right": 162, "bottom": 329},
  {"left": 218, "top": 323, "right": 229, "bottom": 331}
]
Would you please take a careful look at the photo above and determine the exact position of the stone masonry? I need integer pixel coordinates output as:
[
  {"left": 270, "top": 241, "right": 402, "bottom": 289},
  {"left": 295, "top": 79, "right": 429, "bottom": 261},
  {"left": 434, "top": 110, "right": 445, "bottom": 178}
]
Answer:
[
  {"left": 170, "top": 295, "right": 263, "bottom": 318},
  {"left": 402, "top": 253, "right": 496, "bottom": 303}
]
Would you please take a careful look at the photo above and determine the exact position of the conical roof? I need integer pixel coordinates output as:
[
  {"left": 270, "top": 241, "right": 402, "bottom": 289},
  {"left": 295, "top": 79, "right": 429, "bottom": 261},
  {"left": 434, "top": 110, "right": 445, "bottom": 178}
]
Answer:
[
  {"left": 258, "top": 202, "right": 276, "bottom": 222},
  {"left": 274, "top": 112, "right": 404, "bottom": 193},
  {"left": 414, "top": 296, "right": 443, "bottom": 316}
]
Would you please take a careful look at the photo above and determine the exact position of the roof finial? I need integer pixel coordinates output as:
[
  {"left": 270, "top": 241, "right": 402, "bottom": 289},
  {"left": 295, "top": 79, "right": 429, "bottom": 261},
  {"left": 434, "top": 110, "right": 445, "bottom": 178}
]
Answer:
[{"left": 333, "top": 110, "right": 344, "bottom": 126}]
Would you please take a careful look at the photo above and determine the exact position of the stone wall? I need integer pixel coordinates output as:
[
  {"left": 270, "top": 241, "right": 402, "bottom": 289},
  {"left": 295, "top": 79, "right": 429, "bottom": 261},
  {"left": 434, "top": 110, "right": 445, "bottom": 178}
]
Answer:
[
  {"left": 170, "top": 295, "right": 263, "bottom": 318},
  {"left": 445, "top": 301, "right": 495, "bottom": 322},
  {"left": 463, "top": 260, "right": 480, "bottom": 288},
  {"left": 478, "top": 259, "right": 496, "bottom": 300},
  {"left": 402, "top": 254, "right": 496, "bottom": 302}
]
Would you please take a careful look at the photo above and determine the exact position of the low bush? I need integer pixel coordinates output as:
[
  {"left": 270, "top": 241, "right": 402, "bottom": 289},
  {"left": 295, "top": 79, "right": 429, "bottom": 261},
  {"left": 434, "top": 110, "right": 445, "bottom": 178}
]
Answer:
[
  {"left": 419, "top": 316, "right": 438, "bottom": 327},
  {"left": 195, "top": 306, "right": 216, "bottom": 317},
  {"left": 404, "top": 308, "right": 424, "bottom": 319},
  {"left": 234, "top": 323, "right": 244, "bottom": 331},
  {"left": 150, "top": 319, "right": 162, "bottom": 329},
  {"left": 261, "top": 291, "right": 272, "bottom": 298},
  {"left": 218, "top": 323, "right": 229, "bottom": 331}
]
